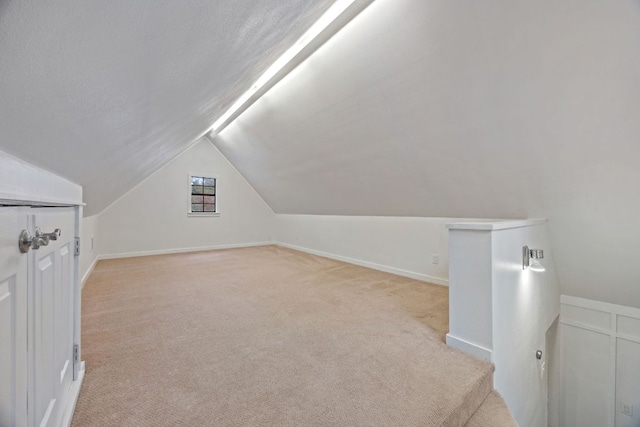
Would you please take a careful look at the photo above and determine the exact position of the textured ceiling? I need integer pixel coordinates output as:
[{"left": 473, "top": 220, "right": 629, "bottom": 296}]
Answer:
[
  {"left": 214, "top": 0, "right": 640, "bottom": 307},
  {"left": 0, "top": 0, "right": 334, "bottom": 215}
]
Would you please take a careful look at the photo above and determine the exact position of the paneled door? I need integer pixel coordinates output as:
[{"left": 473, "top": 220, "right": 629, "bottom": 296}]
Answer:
[
  {"left": 0, "top": 206, "right": 77, "bottom": 427},
  {"left": 0, "top": 207, "right": 29, "bottom": 427},
  {"left": 29, "top": 207, "right": 76, "bottom": 427}
]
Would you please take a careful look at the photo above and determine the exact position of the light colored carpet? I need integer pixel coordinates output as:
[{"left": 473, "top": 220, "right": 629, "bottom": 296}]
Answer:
[
  {"left": 465, "top": 391, "right": 519, "bottom": 427},
  {"left": 72, "top": 245, "right": 493, "bottom": 426}
]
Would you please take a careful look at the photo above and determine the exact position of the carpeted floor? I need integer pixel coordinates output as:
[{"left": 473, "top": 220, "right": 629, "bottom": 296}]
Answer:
[{"left": 72, "top": 245, "right": 493, "bottom": 426}]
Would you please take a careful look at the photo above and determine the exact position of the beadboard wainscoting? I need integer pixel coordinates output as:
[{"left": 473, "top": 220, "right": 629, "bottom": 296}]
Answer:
[{"left": 559, "top": 295, "right": 640, "bottom": 427}]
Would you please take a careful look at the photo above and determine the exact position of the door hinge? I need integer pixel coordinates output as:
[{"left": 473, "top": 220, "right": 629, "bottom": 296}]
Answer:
[
  {"left": 73, "top": 343, "right": 80, "bottom": 381},
  {"left": 74, "top": 237, "right": 80, "bottom": 256}
]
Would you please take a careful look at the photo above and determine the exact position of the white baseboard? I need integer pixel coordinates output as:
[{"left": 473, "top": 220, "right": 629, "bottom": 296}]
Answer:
[
  {"left": 81, "top": 257, "right": 98, "bottom": 289},
  {"left": 275, "top": 241, "right": 449, "bottom": 287},
  {"left": 99, "top": 241, "right": 274, "bottom": 261},
  {"left": 61, "top": 362, "right": 85, "bottom": 427},
  {"left": 446, "top": 334, "right": 492, "bottom": 362}
]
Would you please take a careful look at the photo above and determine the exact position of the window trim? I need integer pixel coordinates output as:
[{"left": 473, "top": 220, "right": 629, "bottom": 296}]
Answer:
[{"left": 187, "top": 173, "right": 219, "bottom": 217}]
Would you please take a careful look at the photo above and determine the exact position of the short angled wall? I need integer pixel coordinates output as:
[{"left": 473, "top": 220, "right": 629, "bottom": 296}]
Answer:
[
  {"left": 557, "top": 295, "right": 640, "bottom": 427},
  {"left": 275, "top": 214, "right": 452, "bottom": 286},
  {"left": 0, "top": 149, "right": 82, "bottom": 205}
]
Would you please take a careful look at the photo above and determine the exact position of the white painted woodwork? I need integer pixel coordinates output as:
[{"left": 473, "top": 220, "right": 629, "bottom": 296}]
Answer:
[
  {"left": 214, "top": 0, "right": 640, "bottom": 308},
  {"left": 615, "top": 339, "right": 640, "bottom": 427},
  {"left": 30, "top": 208, "right": 76, "bottom": 427},
  {"left": 0, "top": 208, "right": 29, "bottom": 427},
  {"left": 0, "top": 142, "right": 84, "bottom": 426},
  {"left": 561, "top": 324, "right": 611, "bottom": 427},
  {"left": 490, "top": 223, "right": 560, "bottom": 427},
  {"left": 0, "top": 206, "right": 80, "bottom": 427},
  {"left": 558, "top": 296, "right": 640, "bottom": 427},
  {"left": 447, "top": 229, "right": 493, "bottom": 357},
  {"left": 446, "top": 219, "right": 560, "bottom": 427}
]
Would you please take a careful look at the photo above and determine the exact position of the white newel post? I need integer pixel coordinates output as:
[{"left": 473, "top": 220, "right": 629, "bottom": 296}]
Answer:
[{"left": 446, "top": 219, "right": 560, "bottom": 427}]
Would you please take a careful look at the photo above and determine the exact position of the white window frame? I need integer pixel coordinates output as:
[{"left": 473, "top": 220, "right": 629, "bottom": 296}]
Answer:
[{"left": 187, "top": 173, "right": 219, "bottom": 217}]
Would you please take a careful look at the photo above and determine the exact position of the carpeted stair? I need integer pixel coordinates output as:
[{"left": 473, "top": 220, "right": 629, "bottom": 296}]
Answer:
[{"left": 465, "top": 390, "right": 519, "bottom": 426}]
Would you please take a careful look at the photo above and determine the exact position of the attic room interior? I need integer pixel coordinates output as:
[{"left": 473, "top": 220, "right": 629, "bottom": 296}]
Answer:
[{"left": 1, "top": 0, "right": 639, "bottom": 426}]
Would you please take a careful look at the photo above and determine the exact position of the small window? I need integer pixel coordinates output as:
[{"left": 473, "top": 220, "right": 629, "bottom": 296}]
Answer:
[{"left": 189, "top": 175, "right": 217, "bottom": 215}]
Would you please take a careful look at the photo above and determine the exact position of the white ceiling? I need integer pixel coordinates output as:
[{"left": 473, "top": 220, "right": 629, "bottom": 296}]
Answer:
[
  {"left": 0, "top": 0, "right": 334, "bottom": 215},
  {"left": 214, "top": 0, "right": 640, "bottom": 307}
]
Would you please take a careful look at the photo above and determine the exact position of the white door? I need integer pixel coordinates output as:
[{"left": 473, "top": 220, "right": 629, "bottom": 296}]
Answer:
[
  {"left": 29, "top": 208, "right": 76, "bottom": 427},
  {"left": 0, "top": 206, "right": 77, "bottom": 427},
  {"left": 0, "top": 207, "right": 29, "bottom": 427}
]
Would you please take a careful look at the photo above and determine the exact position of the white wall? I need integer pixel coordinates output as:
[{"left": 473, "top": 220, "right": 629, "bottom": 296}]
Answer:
[
  {"left": 557, "top": 296, "right": 640, "bottom": 427},
  {"left": 275, "top": 214, "right": 451, "bottom": 285},
  {"left": 490, "top": 222, "right": 560, "bottom": 427},
  {"left": 0, "top": 149, "right": 81, "bottom": 205},
  {"left": 446, "top": 219, "right": 560, "bottom": 427},
  {"left": 213, "top": 0, "right": 640, "bottom": 309},
  {"left": 447, "top": 229, "right": 493, "bottom": 359},
  {"left": 79, "top": 215, "right": 99, "bottom": 287},
  {"left": 98, "top": 138, "right": 275, "bottom": 258}
]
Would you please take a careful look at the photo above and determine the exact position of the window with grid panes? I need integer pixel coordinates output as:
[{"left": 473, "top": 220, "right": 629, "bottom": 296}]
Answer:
[{"left": 190, "top": 176, "right": 217, "bottom": 213}]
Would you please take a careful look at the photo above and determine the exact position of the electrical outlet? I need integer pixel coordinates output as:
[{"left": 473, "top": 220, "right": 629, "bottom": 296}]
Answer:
[
  {"left": 432, "top": 254, "right": 439, "bottom": 265},
  {"left": 620, "top": 400, "right": 634, "bottom": 417}
]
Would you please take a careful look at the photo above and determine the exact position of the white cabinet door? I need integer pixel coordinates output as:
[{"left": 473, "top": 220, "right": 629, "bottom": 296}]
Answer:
[
  {"left": 29, "top": 208, "right": 76, "bottom": 427},
  {"left": 0, "top": 207, "right": 29, "bottom": 427},
  {"left": 0, "top": 206, "right": 78, "bottom": 427}
]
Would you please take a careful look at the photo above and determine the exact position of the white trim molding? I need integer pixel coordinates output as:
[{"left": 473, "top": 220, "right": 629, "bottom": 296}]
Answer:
[
  {"left": 188, "top": 173, "right": 219, "bottom": 215},
  {"left": 276, "top": 241, "right": 449, "bottom": 287},
  {"left": 60, "top": 362, "right": 85, "bottom": 427},
  {"left": 446, "top": 334, "right": 492, "bottom": 362},
  {"left": 99, "top": 241, "right": 274, "bottom": 261},
  {"left": 446, "top": 218, "right": 547, "bottom": 231},
  {"left": 81, "top": 257, "right": 99, "bottom": 289}
]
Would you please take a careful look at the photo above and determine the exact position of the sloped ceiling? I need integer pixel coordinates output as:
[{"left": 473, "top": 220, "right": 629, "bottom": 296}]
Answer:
[
  {"left": 213, "top": 0, "right": 640, "bottom": 307},
  {"left": 0, "top": 0, "right": 334, "bottom": 215}
]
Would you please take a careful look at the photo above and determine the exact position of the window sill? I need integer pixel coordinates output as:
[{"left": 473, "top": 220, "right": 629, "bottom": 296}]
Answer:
[{"left": 187, "top": 212, "right": 220, "bottom": 217}]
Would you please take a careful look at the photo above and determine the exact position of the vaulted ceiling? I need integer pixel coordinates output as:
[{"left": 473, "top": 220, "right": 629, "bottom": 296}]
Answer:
[
  {"left": 213, "top": 0, "right": 640, "bottom": 307},
  {"left": 0, "top": 0, "right": 334, "bottom": 215}
]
